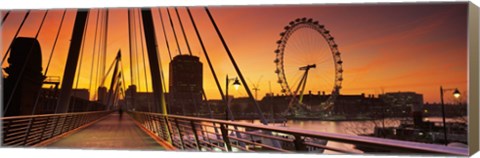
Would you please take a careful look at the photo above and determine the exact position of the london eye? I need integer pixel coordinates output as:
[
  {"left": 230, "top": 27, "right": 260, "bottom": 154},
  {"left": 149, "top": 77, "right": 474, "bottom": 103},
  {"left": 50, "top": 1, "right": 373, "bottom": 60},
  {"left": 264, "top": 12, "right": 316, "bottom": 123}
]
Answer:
[{"left": 274, "top": 17, "right": 343, "bottom": 115}]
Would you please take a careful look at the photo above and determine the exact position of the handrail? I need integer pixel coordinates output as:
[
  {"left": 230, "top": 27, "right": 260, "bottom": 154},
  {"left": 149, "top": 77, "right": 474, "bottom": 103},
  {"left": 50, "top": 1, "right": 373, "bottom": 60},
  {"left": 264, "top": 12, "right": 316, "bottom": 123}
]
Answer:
[
  {"left": 128, "top": 111, "right": 468, "bottom": 155},
  {"left": 1, "top": 111, "right": 109, "bottom": 120},
  {"left": 2, "top": 110, "right": 113, "bottom": 146}
]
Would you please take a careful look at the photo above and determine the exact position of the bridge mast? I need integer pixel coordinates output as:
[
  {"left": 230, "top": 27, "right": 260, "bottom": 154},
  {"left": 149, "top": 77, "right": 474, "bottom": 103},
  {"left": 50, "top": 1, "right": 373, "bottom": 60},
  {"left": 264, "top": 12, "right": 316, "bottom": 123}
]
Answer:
[
  {"left": 140, "top": 9, "right": 167, "bottom": 114},
  {"left": 55, "top": 10, "right": 89, "bottom": 113}
]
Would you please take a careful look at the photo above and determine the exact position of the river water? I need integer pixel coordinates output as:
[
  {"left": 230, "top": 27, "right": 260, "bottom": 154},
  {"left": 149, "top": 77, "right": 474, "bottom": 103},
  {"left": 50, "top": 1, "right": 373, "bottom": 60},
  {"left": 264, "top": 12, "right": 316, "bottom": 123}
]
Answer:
[{"left": 237, "top": 117, "right": 467, "bottom": 153}]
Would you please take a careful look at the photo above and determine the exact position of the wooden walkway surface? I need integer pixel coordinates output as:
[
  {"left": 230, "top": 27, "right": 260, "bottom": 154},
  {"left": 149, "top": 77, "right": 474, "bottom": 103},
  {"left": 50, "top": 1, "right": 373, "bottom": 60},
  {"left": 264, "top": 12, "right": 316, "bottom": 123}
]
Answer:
[{"left": 47, "top": 113, "right": 165, "bottom": 150}]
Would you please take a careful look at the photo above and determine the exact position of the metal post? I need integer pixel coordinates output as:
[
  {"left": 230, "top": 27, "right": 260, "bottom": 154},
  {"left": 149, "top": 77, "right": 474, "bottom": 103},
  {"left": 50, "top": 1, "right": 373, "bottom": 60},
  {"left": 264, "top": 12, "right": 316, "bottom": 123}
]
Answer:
[
  {"left": 164, "top": 116, "right": 174, "bottom": 144},
  {"left": 190, "top": 120, "right": 202, "bottom": 151},
  {"left": 219, "top": 124, "right": 232, "bottom": 152},
  {"left": 174, "top": 118, "right": 185, "bottom": 149},
  {"left": 440, "top": 86, "right": 448, "bottom": 145},
  {"left": 293, "top": 135, "right": 307, "bottom": 151},
  {"left": 225, "top": 75, "right": 229, "bottom": 121},
  {"left": 22, "top": 118, "right": 35, "bottom": 145},
  {"left": 39, "top": 117, "right": 50, "bottom": 141}
]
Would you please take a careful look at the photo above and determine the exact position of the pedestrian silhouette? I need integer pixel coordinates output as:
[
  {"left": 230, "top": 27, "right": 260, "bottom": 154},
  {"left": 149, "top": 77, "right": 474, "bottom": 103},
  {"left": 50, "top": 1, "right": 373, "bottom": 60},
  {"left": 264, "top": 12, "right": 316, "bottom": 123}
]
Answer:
[{"left": 118, "top": 108, "right": 123, "bottom": 120}]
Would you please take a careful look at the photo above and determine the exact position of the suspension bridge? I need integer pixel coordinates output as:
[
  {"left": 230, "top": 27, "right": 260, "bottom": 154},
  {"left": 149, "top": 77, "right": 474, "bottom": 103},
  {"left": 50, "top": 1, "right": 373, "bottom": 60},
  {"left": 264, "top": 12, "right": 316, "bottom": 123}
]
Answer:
[{"left": 0, "top": 8, "right": 469, "bottom": 155}]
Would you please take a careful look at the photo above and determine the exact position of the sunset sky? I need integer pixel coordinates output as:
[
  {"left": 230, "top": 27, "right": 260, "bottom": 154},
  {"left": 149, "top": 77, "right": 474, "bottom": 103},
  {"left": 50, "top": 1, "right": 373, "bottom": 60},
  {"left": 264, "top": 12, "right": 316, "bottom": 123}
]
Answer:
[{"left": 1, "top": 3, "right": 469, "bottom": 103}]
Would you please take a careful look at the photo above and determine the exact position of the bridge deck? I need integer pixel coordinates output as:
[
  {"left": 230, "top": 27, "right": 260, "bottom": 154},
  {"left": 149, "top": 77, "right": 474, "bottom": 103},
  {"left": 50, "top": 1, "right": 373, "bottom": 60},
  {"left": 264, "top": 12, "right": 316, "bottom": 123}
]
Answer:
[{"left": 47, "top": 113, "right": 165, "bottom": 150}]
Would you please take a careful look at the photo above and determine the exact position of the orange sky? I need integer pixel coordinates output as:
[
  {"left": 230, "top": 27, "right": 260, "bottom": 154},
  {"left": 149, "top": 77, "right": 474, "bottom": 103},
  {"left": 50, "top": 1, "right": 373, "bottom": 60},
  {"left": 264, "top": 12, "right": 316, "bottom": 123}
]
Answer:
[{"left": 1, "top": 3, "right": 469, "bottom": 103}]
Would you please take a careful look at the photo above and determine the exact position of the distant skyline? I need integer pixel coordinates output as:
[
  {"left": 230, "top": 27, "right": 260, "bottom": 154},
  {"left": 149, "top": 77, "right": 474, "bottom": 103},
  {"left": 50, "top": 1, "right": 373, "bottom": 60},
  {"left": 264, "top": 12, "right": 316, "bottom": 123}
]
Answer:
[{"left": 1, "top": 3, "right": 468, "bottom": 103}]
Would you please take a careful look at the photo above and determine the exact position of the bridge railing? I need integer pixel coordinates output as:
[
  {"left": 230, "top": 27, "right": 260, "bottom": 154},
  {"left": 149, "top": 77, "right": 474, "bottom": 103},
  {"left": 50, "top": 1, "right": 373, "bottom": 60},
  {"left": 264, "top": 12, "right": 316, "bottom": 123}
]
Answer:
[
  {"left": 1, "top": 111, "right": 112, "bottom": 146},
  {"left": 129, "top": 111, "right": 468, "bottom": 155}
]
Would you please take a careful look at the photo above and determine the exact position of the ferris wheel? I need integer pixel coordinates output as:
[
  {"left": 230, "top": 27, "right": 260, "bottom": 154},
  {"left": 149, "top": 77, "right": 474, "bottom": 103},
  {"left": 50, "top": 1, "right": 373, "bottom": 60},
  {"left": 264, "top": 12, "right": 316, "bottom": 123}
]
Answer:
[{"left": 274, "top": 17, "right": 343, "bottom": 113}]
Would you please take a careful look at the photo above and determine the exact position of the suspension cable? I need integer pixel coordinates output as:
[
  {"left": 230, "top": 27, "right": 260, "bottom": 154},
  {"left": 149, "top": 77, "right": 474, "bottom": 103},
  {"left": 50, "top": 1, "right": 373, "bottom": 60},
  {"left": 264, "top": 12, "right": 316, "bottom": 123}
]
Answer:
[
  {"left": 205, "top": 7, "right": 268, "bottom": 125},
  {"left": 1, "top": 11, "right": 10, "bottom": 25},
  {"left": 186, "top": 7, "right": 225, "bottom": 100},
  {"left": 157, "top": 8, "right": 172, "bottom": 61},
  {"left": 44, "top": 10, "right": 67, "bottom": 75},
  {"left": 127, "top": 9, "right": 135, "bottom": 86},
  {"left": 175, "top": 7, "right": 192, "bottom": 56},
  {"left": 102, "top": 9, "right": 109, "bottom": 84},
  {"left": 120, "top": 61, "right": 127, "bottom": 102},
  {"left": 136, "top": 9, "right": 150, "bottom": 95},
  {"left": 27, "top": 10, "right": 50, "bottom": 114},
  {"left": 167, "top": 8, "right": 182, "bottom": 55},
  {"left": 132, "top": 9, "right": 141, "bottom": 89},
  {"left": 93, "top": 53, "right": 115, "bottom": 102},
  {"left": 99, "top": 57, "right": 117, "bottom": 91},
  {"left": 94, "top": 10, "right": 104, "bottom": 97},
  {"left": 2, "top": 11, "right": 31, "bottom": 64},
  {"left": 33, "top": 10, "right": 68, "bottom": 114},
  {"left": 133, "top": 9, "right": 143, "bottom": 90},
  {"left": 88, "top": 9, "right": 102, "bottom": 100}
]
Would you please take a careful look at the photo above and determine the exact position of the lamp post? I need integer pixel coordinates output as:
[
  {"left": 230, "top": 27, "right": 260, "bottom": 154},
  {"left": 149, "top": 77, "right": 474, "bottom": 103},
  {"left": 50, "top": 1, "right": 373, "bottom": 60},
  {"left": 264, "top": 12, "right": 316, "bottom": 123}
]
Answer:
[
  {"left": 225, "top": 74, "right": 240, "bottom": 121},
  {"left": 440, "top": 86, "right": 461, "bottom": 146}
]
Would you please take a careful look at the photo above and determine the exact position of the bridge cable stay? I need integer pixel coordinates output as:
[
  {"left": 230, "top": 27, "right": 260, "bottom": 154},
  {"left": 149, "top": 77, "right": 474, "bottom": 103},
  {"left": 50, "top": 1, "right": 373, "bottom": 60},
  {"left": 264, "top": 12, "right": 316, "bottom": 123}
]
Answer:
[
  {"left": 174, "top": 7, "right": 192, "bottom": 56},
  {"left": 119, "top": 61, "right": 128, "bottom": 109},
  {"left": 105, "top": 51, "right": 121, "bottom": 110},
  {"left": 130, "top": 9, "right": 139, "bottom": 87},
  {"left": 88, "top": 9, "right": 102, "bottom": 101},
  {"left": 127, "top": 9, "right": 136, "bottom": 87},
  {"left": 125, "top": 9, "right": 136, "bottom": 111},
  {"left": 3, "top": 11, "right": 50, "bottom": 141},
  {"left": 98, "top": 59, "right": 117, "bottom": 87},
  {"left": 1, "top": 10, "right": 31, "bottom": 65},
  {"left": 101, "top": 9, "right": 109, "bottom": 87},
  {"left": 186, "top": 7, "right": 236, "bottom": 141},
  {"left": 173, "top": 8, "right": 199, "bottom": 115},
  {"left": 166, "top": 8, "right": 182, "bottom": 55},
  {"left": 1, "top": 11, "right": 10, "bottom": 25},
  {"left": 93, "top": 9, "right": 107, "bottom": 93},
  {"left": 157, "top": 8, "right": 173, "bottom": 113},
  {"left": 21, "top": 10, "right": 49, "bottom": 115},
  {"left": 130, "top": 9, "right": 143, "bottom": 110},
  {"left": 32, "top": 10, "right": 69, "bottom": 114},
  {"left": 3, "top": 11, "right": 49, "bottom": 115},
  {"left": 111, "top": 73, "right": 123, "bottom": 109},
  {"left": 94, "top": 54, "right": 118, "bottom": 102},
  {"left": 54, "top": 10, "right": 89, "bottom": 113},
  {"left": 157, "top": 8, "right": 173, "bottom": 61},
  {"left": 132, "top": 10, "right": 142, "bottom": 89},
  {"left": 204, "top": 7, "right": 269, "bottom": 125},
  {"left": 205, "top": 7, "right": 283, "bottom": 148},
  {"left": 186, "top": 7, "right": 226, "bottom": 113},
  {"left": 133, "top": 9, "right": 152, "bottom": 112},
  {"left": 44, "top": 10, "right": 67, "bottom": 75},
  {"left": 135, "top": 8, "right": 153, "bottom": 113},
  {"left": 93, "top": 11, "right": 104, "bottom": 96}
]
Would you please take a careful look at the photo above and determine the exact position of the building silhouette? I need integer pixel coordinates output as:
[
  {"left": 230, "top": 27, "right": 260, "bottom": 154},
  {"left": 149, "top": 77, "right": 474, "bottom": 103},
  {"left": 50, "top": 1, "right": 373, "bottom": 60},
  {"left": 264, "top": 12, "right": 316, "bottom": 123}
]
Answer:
[
  {"left": 168, "top": 55, "right": 203, "bottom": 115},
  {"left": 379, "top": 92, "right": 424, "bottom": 126},
  {"left": 3, "top": 37, "right": 46, "bottom": 116}
]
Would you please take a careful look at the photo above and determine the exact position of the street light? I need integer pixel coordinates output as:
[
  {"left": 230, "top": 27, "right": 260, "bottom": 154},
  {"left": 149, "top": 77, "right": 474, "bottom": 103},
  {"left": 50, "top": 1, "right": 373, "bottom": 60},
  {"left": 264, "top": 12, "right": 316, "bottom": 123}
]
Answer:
[
  {"left": 226, "top": 75, "right": 241, "bottom": 120},
  {"left": 440, "top": 86, "right": 461, "bottom": 146}
]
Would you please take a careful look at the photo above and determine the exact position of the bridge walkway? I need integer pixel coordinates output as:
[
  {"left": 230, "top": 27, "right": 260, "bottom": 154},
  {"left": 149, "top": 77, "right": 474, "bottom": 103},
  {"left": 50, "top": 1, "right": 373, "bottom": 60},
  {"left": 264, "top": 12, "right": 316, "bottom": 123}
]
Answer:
[{"left": 47, "top": 113, "right": 166, "bottom": 150}]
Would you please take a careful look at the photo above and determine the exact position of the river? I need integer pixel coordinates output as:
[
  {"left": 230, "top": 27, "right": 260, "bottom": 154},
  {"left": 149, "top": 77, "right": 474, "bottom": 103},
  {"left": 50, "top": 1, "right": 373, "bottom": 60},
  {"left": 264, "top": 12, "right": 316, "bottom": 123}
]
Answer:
[{"left": 237, "top": 117, "right": 467, "bottom": 153}]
